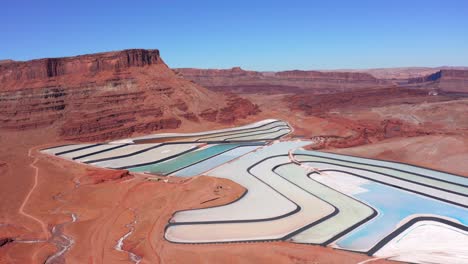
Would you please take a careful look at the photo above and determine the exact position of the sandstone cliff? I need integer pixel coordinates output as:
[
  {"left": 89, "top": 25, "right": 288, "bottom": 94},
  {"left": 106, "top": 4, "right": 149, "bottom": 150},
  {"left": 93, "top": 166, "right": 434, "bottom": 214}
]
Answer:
[
  {"left": 406, "top": 69, "right": 468, "bottom": 93},
  {"left": 176, "top": 67, "right": 391, "bottom": 94},
  {"left": 0, "top": 50, "right": 258, "bottom": 141}
]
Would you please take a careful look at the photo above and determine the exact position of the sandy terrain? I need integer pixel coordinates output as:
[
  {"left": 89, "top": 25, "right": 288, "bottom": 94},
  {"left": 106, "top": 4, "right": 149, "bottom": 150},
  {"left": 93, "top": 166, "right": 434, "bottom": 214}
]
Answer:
[
  {"left": 327, "top": 135, "right": 468, "bottom": 176},
  {"left": 1, "top": 49, "right": 466, "bottom": 263},
  {"left": 2, "top": 88, "right": 465, "bottom": 263},
  {"left": 0, "top": 128, "right": 395, "bottom": 263},
  {"left": 243, "top": 92, "right": 468, "bottom": 177}
]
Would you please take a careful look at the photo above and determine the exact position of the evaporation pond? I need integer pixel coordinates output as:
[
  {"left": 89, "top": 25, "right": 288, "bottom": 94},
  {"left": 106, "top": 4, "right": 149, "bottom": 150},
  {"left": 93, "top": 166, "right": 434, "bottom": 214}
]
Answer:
[
  {"left": 172, "top": 145, "right": 260, "bottom": 177},
  {"left": 129, "top": 144, "right": 242, "bottom": 175}
]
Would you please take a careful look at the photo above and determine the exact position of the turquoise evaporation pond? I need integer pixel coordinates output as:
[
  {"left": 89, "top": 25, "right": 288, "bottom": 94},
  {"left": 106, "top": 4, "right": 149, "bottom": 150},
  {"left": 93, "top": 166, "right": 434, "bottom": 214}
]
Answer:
[
  {"left": 128, "top": 144, "right": 247, "bottom": 175},
  {"left": 334, "top": 179, "right": 468, "bottom": 252},
  {"left": 171, "top": 146, "right": 260, "bottom": 177}
]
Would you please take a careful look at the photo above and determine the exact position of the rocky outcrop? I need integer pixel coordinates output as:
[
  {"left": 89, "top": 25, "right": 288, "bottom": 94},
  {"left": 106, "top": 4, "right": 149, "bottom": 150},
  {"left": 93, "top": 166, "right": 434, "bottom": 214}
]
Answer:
[
  {"left": 287, "top": 87, "right": 432, "bottom": 116},
  {"left": 0, "top": 49, "right": 160, "bottom": 88},
  {"left": 274, "top": 70, "right": 377, "bottom": 80},
  {"left": 408, "top": 71, "right": 442, "bottom": 84},
  {"left": 0, "top": 50, "right": 258, "bottom": 141},
  {"left": 307, "top": 118, "right": 430, "bottom": 150},
  {"left": 407, "top": 70, "right": 468, "bottom": 93},
  {"left": 176, "top": 67, "right": 391, "bottom": 94},
  {"left": 82, "top": 169, "right": 132, "bottom": 184},
  {"left": 199, "top": 95, "right": 260, "bottom": 123},
  {"left": 0, "top": 59, "right": 14, "bottom": 65},
  {"left": 0, "top": 237, "right": 14, "bottom": 247}
]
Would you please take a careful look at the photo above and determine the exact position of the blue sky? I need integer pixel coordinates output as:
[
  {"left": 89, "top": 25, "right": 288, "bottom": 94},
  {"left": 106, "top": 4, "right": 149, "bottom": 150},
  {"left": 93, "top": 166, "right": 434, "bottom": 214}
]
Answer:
[{"left": 2, "top": 0, "right": 468, "bottom": 70}]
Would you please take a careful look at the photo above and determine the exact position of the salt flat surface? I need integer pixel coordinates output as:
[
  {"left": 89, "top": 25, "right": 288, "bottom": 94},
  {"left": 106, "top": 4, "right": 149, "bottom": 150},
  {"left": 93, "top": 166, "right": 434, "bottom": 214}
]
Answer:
[
  {"left": 197, "top": 122, "right": 288, "bottom": 141},
  {"left": 171, "top": 141, "right": 310, "bottom": 223},
  {"left": 166, "top": 155, "right": 335, "bottom": 243},
  {"left": 298, "top": 160, "right": 468, "bottom": 206},
  {"left": 41, "top": 144, "right": 95, "bottom": 155},
  {"left": 295, "top": 149, "right": 468, "bottom": 187},
  {"left": 59, "top": 144, "right": 126, "bottom": 159},
  {"left": 227, "top": 128, "right": 290, "bottom": 141},
  {"left": 308, "top": 170, "right": 370, "bottom": 195},
  {"left": 274, "top": 163, "right": 375, "bottom": 244},
  {"left": 375, "top": 221, "right": 468, "bottom": 264},
  {"left": 331, "top": 177, "right": 468, "bottom": 252},
  {"left": 295, "top": 153, "right": 468, "bottom": 196},
  {"left": 90, "top": 143, "right": 199, "bottom": 169},
  {"left": 111, "top": 119, "right": 281, "bottom": 143},
  {"left": 78, "top": 144, "right": 159, "bottom": 162}
]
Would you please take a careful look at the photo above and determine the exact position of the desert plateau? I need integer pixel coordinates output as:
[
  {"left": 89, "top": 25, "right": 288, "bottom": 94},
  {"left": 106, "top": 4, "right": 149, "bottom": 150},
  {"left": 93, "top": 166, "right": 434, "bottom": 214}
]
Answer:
[{"left": 1, "top": 1, "right": 467, "bottom": 264}]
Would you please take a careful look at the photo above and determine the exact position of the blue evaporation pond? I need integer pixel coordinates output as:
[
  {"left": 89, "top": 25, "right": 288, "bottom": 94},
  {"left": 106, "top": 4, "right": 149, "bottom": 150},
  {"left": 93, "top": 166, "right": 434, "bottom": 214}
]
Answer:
[
  {"left": 171, "top": 146, "right": 259, "bottom": 177},
  {"left": 335, "top": 181, "right": 468, "bottom": 252}
]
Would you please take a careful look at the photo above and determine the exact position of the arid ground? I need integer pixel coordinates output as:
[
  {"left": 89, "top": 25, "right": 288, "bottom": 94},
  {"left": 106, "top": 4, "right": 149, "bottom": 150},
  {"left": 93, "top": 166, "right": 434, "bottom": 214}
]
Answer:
[{"left": 0, "top": 50, "right": 466, "bottom": 263}]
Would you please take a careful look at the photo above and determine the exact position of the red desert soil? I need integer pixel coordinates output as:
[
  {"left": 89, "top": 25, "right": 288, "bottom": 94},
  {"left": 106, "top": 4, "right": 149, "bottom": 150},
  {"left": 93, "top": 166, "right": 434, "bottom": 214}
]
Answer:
[
  {"left": 240, "top": 89, "right": 468, "bottom": 176},
  {"left": 327, "top": 135, "right": 468, "bottom": 176},
  {"left": 0, "top": 51, "right": 392, "bottom": 263},
  {"left": 1, "top": 50, "right": 467, "bottom": 263},
  {"left": 0, "top": 129, "right": 395, "bottom": 264},
  {"left": 176, "top": 65, "right": 468, "bottom": 176}
]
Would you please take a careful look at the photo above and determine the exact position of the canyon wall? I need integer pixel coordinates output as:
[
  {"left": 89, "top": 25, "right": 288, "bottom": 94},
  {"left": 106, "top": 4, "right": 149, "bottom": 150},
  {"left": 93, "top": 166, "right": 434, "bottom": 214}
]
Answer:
[
  {"left": 406, "top": 69, "right": 468, "bottom": 93},
  {"left": 322, "top": 66, "right": 468, "bottom": 80},
  {"left": 0, "top": 50, "right": 258, "bottom": 141},
  {"left": 176, "top": 67, "right": 392, "bottom": 94},
  {"left": 0, "top": 49, "right": 160, "bottom": 87},
  {"left": 177, "top": 67, "right": 468, "bottom": 95}
]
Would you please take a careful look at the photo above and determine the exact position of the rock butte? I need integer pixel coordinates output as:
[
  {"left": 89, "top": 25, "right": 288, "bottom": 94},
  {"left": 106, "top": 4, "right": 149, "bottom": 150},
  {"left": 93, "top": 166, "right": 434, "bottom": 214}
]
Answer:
[
  {"left": 0, "top": 49, "right": 259, "bottom": 141},
  {"left": 0, "top": 49, "right": 467, "bottom": 264}
]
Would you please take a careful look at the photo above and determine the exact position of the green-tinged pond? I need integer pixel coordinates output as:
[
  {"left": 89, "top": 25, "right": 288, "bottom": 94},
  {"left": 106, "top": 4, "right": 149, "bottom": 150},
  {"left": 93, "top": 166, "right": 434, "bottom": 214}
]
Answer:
[{"left": 129, "top": 143, "right": 242, "bottom": 175}]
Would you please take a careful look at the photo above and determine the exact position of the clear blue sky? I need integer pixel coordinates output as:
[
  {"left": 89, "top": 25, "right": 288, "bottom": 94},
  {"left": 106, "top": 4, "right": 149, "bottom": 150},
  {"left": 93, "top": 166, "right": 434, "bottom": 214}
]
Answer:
[{"left": 2, "top": 0, "right": 468, "bottom": 70}]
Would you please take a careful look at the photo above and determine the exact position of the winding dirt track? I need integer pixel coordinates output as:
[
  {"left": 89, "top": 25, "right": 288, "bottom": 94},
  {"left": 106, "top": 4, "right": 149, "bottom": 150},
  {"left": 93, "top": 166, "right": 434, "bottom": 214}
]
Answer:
[{"left": 17, "top": 148, "right": 49, "bottom": 240}]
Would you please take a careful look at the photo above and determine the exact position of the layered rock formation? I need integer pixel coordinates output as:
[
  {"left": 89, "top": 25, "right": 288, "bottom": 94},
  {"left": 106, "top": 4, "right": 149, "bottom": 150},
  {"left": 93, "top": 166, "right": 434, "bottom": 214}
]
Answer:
[
  {"left": 286, "top": 87, "right": 435, "bottom": 116},
  {"left": 0, "top": 49, "right": 258, "bottom": 141},
  {"left": 322, "top": 66, "right": 468, "bottom": 80},
  {"left": 406, "top": 69, "right": 468, "bottom": 93},
  {"left": 235, "top": 84, "right": 466, "bottom": 153},
  {"left": 176, "top": 67, "right": 391, "bottom": 94},
  {"left": 177, "top": 67, "right": 468, "bottom": 95}
]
